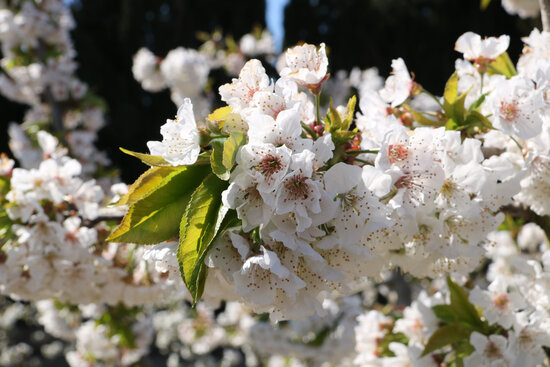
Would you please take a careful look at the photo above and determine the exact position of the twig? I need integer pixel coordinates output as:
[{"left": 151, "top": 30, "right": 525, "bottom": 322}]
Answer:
[
  {"left": 540, "top": 0, "right": 550, "bottom": 32},
  {"left": 85, "top": 215, "right": 124, "bottom": 227}
]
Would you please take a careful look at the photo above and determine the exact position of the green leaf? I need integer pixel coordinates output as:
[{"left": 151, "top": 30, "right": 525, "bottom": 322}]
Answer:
[
  {"left": 326, "top": 99, "right": 342, "bottom": 132},
  {"left": 341, "top": 95, "right": 357, "bottom": 130},
  {"left": 119, "top": 147, "right": 172, "bottom": 167},
  {"left": 443, "top": 73, "right": 471, "bottom": 125},
  {"left": 222, "top": 131, "right": 246, "bottom": 171},
  {"left": 421, "top": 323, "right": 472, "bottom": 356},
  {"left": 207, "top": 106, "right": 232, "bottom": 124},
  {"left": 465, "top": 110, "right": 493, "bottom": 129},
  {"left": 455, "top": 339, "right": 475, "bottom": 359},
  {"left": 445, "top": 118, "right": 459, "bottom": 130},
  {"left": 405, "top": 106, "right": 445, "bottom": 127},
  {"left": 115, "top": 166, "right": 178, "bottom": 207},
  {"left": 467, "top": 92, "right": 489, "bottom": 113},
  {"left": 107, "top": 165, "right": 210, "bottom": 244},
  {"left": 210, "top": 139, "right": 230, "bottom": 180},
  {"left": 442, "top": 72, "right": 469, "bottom": 125},
  {"left": 196, "top": 151, "right": 212, "bottom": 165},
  {"left": 208, "top": 106, "right": 248, "bottom": 135},
  {"left": 432, "top": 304, "right": 458, "bottom": 324},
  {"left": 446, "top": 276, "right": 485, "bottom": 330},
  {"left": 191, "top": 210, "right": 240, "bottom": 304},
  {"left": 325, "top": 96, "right": 356, "bottom": 132},
  {"left": 444, "top": 72, "right": 459, "bottom": 107},
  {"left": 177, "top": 174, "right": 231, "bottom": 303},
  {"left": 331, "top": 130, "right": 357, "bottom": 144},
  {"left": 451, "top": 91, "right": 468, "bottom": 123},
  {"left": 487, "top": 52, "right": 517, "bottom": 78},
  {"left": 480, "top": 0, "right": 492, "bottom": 10}
]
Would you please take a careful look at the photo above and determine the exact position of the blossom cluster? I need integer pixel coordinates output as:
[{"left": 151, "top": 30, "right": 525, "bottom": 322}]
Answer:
[
  {"left": 0, "top": 1, "right": 184, "bottom": 365},
  {"left": 2, "top": 0, "right": 550, "bottom": 366},
  {"left": 132, "top": 28, "right": 275, "bottom": 119},
  {"left": 137, "top": 32, "right": 534, "bottom": 322},
  {"left": 0, "top": 0, "right": 108, "bottom": 175},
  {"left": 128, "top": 24, "right": 550, "bottom": 365}
]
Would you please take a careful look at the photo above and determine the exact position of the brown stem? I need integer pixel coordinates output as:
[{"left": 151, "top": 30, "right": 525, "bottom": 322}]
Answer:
[{"left": 540, "top": 0, "right": 550, "bottom": 32}]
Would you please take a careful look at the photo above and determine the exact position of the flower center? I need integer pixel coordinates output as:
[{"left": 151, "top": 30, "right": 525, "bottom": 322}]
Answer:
[
  {"left": 492, "top": 293, "right": 509, "bottom": 310},
  {"left": 246, "top": 87, "right": 259, "bottom": 102},
  {"left": 388, "top": 144, "right": 409, "bottom": 164},
  {"left": 440, "top": 179, "right": 456, "bottom": 196},
  {"left": 500, "top": 101, "right": 519, "bottom": 122},
  {"left": 484, "top": 341, "right": 503, "bottom": 359},
  {"left": 394, "top": 173, "right": 413, "bottom": 189},
  {"left": 285, "top": 175, "right": 309, "bottom": 200},
  {"left": 258, "top": 154, "right": 283, "bottom": 177},
  {"left": 473, "top": 57, "right": 492, "bottom": 73}
]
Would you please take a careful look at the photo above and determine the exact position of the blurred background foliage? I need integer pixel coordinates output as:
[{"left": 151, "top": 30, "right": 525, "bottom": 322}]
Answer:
[{"left": 0, "top": 0, "right": 538, "bottom": 181}]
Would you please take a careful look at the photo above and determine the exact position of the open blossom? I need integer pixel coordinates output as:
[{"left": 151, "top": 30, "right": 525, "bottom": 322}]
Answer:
[
  {"left": 249, "top": 78, "right": 301, "bottom": 118},
  {"left": 219, "top": 59, "right": 271, "bottom": 112},
  {"left": 320, "top": 163, "right": 390, "bottom": 250},
  {"left": 516, "top": 155, "right": 550, "bottom": 215},
  {"left": 246, "top": 104, "right": 312, "bottom": 153},
  {"left": 236, "top": 143, "right": 292, "bottom": 199},
  {"left": 517, "top": 29, "right": 550, "bottom": 78},
  {"left": 469, "top": 278, "right": 526, "bottom": 328},
  {"left": 455, "top": 32, "right": 510, "bottom": 61},
  {"left": 132, "top": 48, "right": 166, "bottom": 92},
  {"left": 275, "top": 150, "right": 324, "bottom": 232},
  {"left": 9, "top": 3, "right": 550, "bottom": 362},
  {"left": 379, "top": 58, "right": 414, "bottom": 107},
  {"left": 147, "top": 98, "right": 200, "bottom": 166},
  {"left": 464, "top": 332, "right": 513, "bottom": 367},
  {"left": 280, "top": 43, "right": 328, "bottom": 86},
  {"left": 376, "top": 126, "right": 445, "bottom": 215},
  {"left": 485, "top": 75, "right": 544, "bottom": 139},
  {"left": 207, "top": 231, "right": 333, "bottom": 320},
  {"left": 222, "top": 176, "right": 274, "bottom": 232}
]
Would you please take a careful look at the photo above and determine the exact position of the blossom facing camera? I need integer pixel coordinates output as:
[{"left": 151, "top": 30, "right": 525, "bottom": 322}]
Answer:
[
  {"left": 485, "top": 76, "right": 544, "bottom": 140},
  {"left": 147, "top": 98, "right": 201, "bottom": 166}
]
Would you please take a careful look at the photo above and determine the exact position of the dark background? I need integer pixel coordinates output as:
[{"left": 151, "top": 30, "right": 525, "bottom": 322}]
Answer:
[{"left": 0, "top": 0, "right": 538, "bottom": 182}]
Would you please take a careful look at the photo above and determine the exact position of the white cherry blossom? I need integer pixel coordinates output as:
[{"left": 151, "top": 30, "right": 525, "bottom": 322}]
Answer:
[
  {"left": 147, "top": 98, "right": 200, "bottom": 166},
  {"left": 379, "top": 58, "right": 414, "bottom": 107},
  {"left": 280, "top": 43, "right": 328, "bottom": 87},
  {"left": 219, "top": 59, "right": 271, "bottom": 112},
  {"left": 485, "top": 75, "right": 544, "bottom": 140},
  {"left": 455, "top": 32, "right": 510, "bottom": 61}
]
